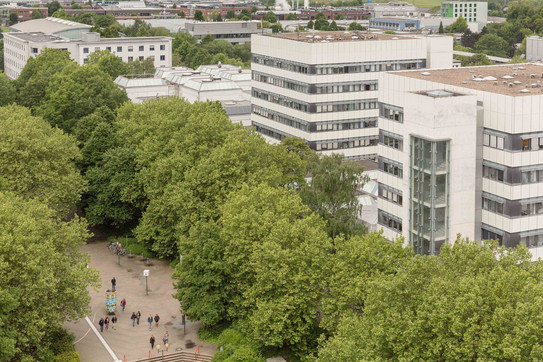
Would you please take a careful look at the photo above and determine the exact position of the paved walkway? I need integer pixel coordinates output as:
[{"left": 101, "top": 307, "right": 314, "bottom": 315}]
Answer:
[{"left": 65, "top": 240, "right": 217, "bottom": 362}]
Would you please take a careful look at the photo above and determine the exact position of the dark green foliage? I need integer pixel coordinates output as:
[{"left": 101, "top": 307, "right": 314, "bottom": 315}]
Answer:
[
  {"left": 47, "top": 1, "right": 62, "bottom": 15},
  {"left": 194, "top": 10, "right": 205, "bottom": 21},
  {"left": 347, "top": 22, "right": 365, "bottom": 31},
  {"left": 0, "top": 73, "right": 15, "bottom": 106}
]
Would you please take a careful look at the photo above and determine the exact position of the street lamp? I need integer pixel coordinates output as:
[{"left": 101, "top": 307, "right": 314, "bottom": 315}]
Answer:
[{"left": 143, "top": 269, "right": 150, "bottom": 295}]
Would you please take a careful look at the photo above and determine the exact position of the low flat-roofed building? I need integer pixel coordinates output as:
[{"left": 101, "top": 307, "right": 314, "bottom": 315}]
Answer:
[
  {"left": 3, "top": 29, "right": 172, "bottom": 79},
  {"left": 114, "top": 75, "right": 169, "bottom": 101},
  {"left": 9, "top": 17, "right": 91, "bottom": 39},
  {"left": 182, "top": 21, "right": 259, "bottom": 44}
]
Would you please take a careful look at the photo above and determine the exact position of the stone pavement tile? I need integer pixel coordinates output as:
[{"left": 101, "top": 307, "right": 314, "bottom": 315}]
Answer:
[{"left": 65, "top": 241, "right": 217, "bottom": 361}]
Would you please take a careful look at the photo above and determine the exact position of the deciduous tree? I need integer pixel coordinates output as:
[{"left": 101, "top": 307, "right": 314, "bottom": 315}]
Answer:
[
  {"left": 0, "top": 105, "right": 86, "bottom": 217},
  {"left": 0, "top": 192, "right": 100, "bottom": 361}
]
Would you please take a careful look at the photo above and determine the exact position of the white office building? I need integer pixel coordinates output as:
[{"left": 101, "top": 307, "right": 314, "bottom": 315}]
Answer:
[
  {"left": 527, "top": 36, "right": 543, "bottom": 62},
  {"left": 182, "top": 21, "right": 261, "bottom": 44},
  {"left": 440, "top": 1, "right": 488, "bottom": 25},
  {"left": 3, "top": 18, "right": 172, "bottom": 80},
  {"left": 250, "top": 32, "right": 452, "bottom": 160},
  {"left": 376, "top": 63, "right": 543, "bottom": 260}
]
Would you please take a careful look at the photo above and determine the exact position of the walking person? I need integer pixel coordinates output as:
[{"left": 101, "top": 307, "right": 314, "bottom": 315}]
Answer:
[
  {"left": 111, "top": 277, "right": 116, "bottom": 291},
  {"left": 131, "top": 312, "right": 137, "bottom": 327},
  {"left": 148, "top": 315, "right": 153, "bottom": 330},
  {"left": 154, "top": 314, "right": 160, "bottom": 328},
  {"left": 112, "top": 316, "right": 117, "bottom": 330},
  {"left": 121, "top": 298, "right": 126, "bottom": 311},
  {"left": 150, "top": 335, "right": 155, "bottom": 350},
  {"left": 98, "top": 318, "right": 104, "bottom": 332},
  {"left": 105, "top": 316, "right": 110, "bottom": 331},
  {"left": 162, "top": 331, "right": 169, "bottom": 351},
  {"left": 136, "top": 311, "right": 141, "bottom": 325}
]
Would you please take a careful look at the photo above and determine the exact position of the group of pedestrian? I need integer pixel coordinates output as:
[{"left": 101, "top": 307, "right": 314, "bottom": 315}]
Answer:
[
  {"left": 130, "top": 311, "right": 142, "bottom": 327},
  {"left": 149, "top": 331, "right": 169, "bottom": 351},
  {"left": 98, "top": 316, "right": 118, "bottom": 332},
  {"left": 147, "top": 314, "right": 160, "bottom": 330}
]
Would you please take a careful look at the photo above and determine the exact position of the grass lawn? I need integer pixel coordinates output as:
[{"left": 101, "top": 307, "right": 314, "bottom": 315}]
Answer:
[{"left": 0, "top": 26, "right": 9, "bottom": 32}]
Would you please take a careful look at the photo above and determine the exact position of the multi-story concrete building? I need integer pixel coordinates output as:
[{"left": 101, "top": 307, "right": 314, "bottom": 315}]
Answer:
[
  {"left": 440, "top": 1, "right": 488, "bottom": 25},
  {"left": 376, "top": 63, "right": 543, "bottom": 260},
  {"left": 250, "top": 32, "right": 452, "bottom": 160},
  {"left": 364, "top": 2, "right": 419, "bottom": 18},
  {"left": 9, "top": 16, "right": 91, "bottom": 38},
  {"left": 3, "top": 30, "right": 172, "bottom": 79}
]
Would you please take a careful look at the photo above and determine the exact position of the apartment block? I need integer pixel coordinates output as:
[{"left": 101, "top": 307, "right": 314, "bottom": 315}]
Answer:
[
  {"left": 441, "top": 1, "right": 488, "bottom": 24},
  {"left": 377, "top": 63, "right": 543, "bottom": 260},
  {"left": 250, "top": 32, "right": 452, "bottom": 160}
]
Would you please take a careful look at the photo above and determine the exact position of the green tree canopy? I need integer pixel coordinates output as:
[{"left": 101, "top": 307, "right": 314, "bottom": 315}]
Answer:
[
  {"left": 265, "top": 11, "right": 277, "bottom": 23},
  {"left": 37, "top": 64, "right": 128, "bottom": 133},
  {"left": 47, "top": 0, "right": 62, "bottom": 15},
  {"left": 446, "top": 16, "right": 468, "bottom": 33},
  {"left": 87, "top": 50, "right": 130, "bottom": 79},
  {"left": 300, "top": 154, "right": 367, "bottom": 238},
  {"left": 31, "top": 9, "right": 44, "bottom": 19},
  {"left": 475, "top": 33, "right": 511, "bottom": 57},
  {"left": 334, "top": 13, "right": 345, "bottom": 20},
  {"left": 194, "top": 10, "right": 205, "bottom": 21},
  {"left": 286, "top": 13, "right": 297, "bottom": 20},
  {"left": 347, "top": 21, "right": 365, "bottom": 31},
  {"left": 0, "top": 192, "right": 100, "bottom": 361},
  {"left": 318, "top": 238, "right": 543, "bottom": 361},
  {"left": 15, "top": 48, "right": 76, "bottom": 111},
  {"left": 0, "top": 73, "right": 15, "bottom": 106},
  {"left": 0, "top": 105, "right": 86, "bottom": 217}
]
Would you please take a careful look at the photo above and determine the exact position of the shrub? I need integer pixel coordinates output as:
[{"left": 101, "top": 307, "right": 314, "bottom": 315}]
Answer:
[{"left": 54, "top": 351, "right": 81, "bottom": 362}]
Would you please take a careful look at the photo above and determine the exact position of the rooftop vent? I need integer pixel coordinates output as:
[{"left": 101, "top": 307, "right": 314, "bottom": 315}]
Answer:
[
  {"left": 462, "top": 81, "right": 468, "bottom": 84},
  {"left": 513, "top": 80, "right": 522, "bottom": 85},
  {"left": 473, "top": 77, "right": 484, "bottom": 82},
  {"left": 502, "top": 75, "right": 514, "bottom": 79},
  {"left": 509, "top": 83, "right": 514, "bottom": 87},
  {"left": 531, "top": 74, "right": 537, "bottom": 78},
  {"left": 483, "top": 76, "right": 497, "bottom": 81},
  {"left": 421, "top": 72, "right": 431, "bottom": 76},
  {"left": 519, "top": 66, "right": 526, "bottom": 70},
  {"left": 520, "top": 89, "right": 530, "bottom": 93}
]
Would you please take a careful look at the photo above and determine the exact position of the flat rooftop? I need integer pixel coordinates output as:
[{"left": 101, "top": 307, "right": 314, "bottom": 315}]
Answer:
[
  {"left": 6, "top": 32, "right": 64, "bottom": 42},
  {"left": 393, "top": 64, "right": 543, "bottom": 97},
  {"left": 265, "top": 31, "right": 413, "bottom": 43}
]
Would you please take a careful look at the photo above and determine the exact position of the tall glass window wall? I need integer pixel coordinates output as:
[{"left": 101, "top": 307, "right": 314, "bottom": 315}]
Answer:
[{"left": 410, "top": 136, "right": 450, "bottom": 255}]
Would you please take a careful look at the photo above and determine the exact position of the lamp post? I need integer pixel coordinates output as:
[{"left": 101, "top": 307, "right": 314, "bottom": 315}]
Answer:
[{"left": 143, "top": 269, "right": 149, "bottom": 295}]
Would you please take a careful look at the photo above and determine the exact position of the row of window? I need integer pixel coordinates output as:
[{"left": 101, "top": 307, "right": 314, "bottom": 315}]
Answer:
[
  {"left": 252, "top": 105, "right": 309, "bottom": 132},
  {"left": 379, "top": 157, "right": 403, "bottom": 178},
  {"left": 483, "top": 162, "right": 543, "bottom": 185},
  {"left": 315, "top": 59, "right": 425, "bottom": 75},
  {"left": 84, "top": 55, "right": 164, "bottom": 64},
  {"left": 315, "top": 118, "right": 377, "bottom": 131},
  {"left": 253, "top": 123, "right": 288, "bottom": 141},
  {"left": 482, "top": 164, "right": 504, "bottom": 182},
  {"left": 253, "top": 89, "right": 378, "bottom": 114},
  {"left": 521, "top": 234, "right": 543, "bottom": 248},
  {"left": 252, "top": 72, "right": 308, "bottom": 93},
  {"left": 316, "top": 101, "right": 377, "bottom": 113},
  {"left": 380, "top": 131, "right": 403, "bottom": 151},
  {"left": 252, "top": 54, "right": 309, "bottom": 74},
  {"left": 315, "top": 137, "right": 378, "bottom": 151},
  {"left": 379, "top": 184, "right": 403, "bottom": 206},
  {"left": 378, "top": 210, "right": 403, "bottom": 233},
  {"left": 252, "top": 89, "right": 309, "bottom": 112},
  {"left": 252, "top": 54, "right": 426, "bottom": 75},
  {"left": 84, "top": 44, "right": 166, "bottom": 54},
  {"left": 380, "top": 103, "right": 404, "bottom": 123},
  {"left": 483, "top": 133, "right": 505, "bottom": 150},
  {"left": 482, "top": 197, "right": 504, "bottom": 214}
]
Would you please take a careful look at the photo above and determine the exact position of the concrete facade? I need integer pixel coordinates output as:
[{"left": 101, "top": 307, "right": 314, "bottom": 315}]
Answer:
[
  {"left": 3, "top": 31, "right": 172, "bottom": 79},
  {"left": 376, "top": 63, "right": 543, "bottom": 261},
  {"left": 182, "top": 21, "right": 260, "bottom": 44},
  {"left": 250, "top": 32, "right": 452, "bottom": 160},
  {"left": 440, "top": 1, "right": 488, "bottom": 25},
  {"left": 527, "top": 36, "right": 543, "bottom": 62}
]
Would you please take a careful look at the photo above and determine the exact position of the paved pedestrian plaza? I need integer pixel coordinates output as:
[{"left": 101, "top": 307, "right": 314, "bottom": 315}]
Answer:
[{"left": 65, "top": 239, "right": 217, "bottom": 361}]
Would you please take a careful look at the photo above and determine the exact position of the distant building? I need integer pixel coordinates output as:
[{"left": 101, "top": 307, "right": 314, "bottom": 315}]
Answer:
[
  {"left": 3, "top": 20, "right": 172, "bottom": 79},
  {"left": 9, "top": 17, "right": 92, "bottom": 39},
  {"left": 182, "top": 21, "right": 260, "bottom": 45},
  {"left": 364, "top": 2, "right": 419, "bottom": 18},
  {"left": 527, "top": 36, "right": 543, "bottom": 62},
  {"left": 440, "top": 1, "right": 488, "bottom": 25},
  {"left": 369, "top": 18, "right": 421, "bottom": 31}
]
